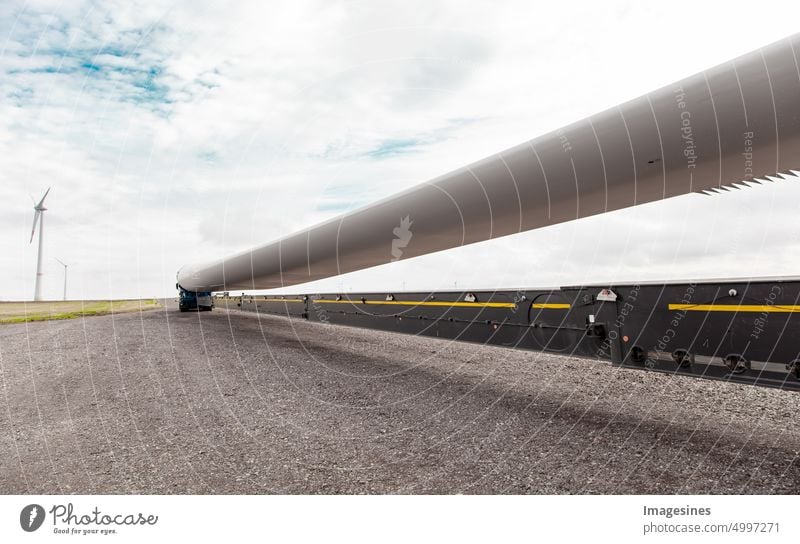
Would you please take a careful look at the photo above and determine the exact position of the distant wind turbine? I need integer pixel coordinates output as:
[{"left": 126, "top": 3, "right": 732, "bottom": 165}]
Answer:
[
  {"left": 30, "top": 187, "right": 51, "bottom": 301},
  {"left": 55, "top": 258, "right": 68, "bottom": 301}
]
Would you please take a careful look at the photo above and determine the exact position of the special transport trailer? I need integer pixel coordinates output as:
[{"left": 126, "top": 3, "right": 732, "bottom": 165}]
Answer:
[{"left": 211, "top": 278, "right": 800, "bottom": 391}]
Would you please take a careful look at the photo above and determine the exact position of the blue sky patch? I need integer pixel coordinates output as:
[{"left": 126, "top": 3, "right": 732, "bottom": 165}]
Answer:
[{"left": 365, "top": 138, "right": 421, "bottom": 158}]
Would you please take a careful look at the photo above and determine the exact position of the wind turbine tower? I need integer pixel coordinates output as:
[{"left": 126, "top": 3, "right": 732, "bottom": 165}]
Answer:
[
  {"left": 55, "top": 258, "right": 68, "bottom": 301},
  {"left": 30, "top": 188, "right": 51, "bottom": 301}
]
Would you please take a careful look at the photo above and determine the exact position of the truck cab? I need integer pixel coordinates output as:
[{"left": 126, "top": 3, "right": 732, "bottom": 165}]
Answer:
[{"left": 177, "top": 284, "right": 213, "bottom": 312}]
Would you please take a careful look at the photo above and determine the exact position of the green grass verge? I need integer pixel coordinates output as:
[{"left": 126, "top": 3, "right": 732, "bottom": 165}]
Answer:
[{"left": 0, "top": 299, "right": 162, "bottom": 324}]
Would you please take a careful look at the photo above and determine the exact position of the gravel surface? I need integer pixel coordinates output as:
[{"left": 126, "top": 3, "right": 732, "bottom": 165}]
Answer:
[{"left": 1, "top": 301, "right": 798, "bottom": 494}]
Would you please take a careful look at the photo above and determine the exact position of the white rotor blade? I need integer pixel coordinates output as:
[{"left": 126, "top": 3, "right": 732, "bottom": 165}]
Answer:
[
  {"left": 178, "top": 33, "right": 800, "bottom": 293},
  {"left": 29, "top": 209, "right": 40, "bottom": 243},
  {"left": 36, "top": 187, "right": 51, "bottom": 208}
]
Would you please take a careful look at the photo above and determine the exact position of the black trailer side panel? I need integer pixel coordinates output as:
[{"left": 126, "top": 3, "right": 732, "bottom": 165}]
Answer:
[{"left": 223, "top": 279, "right": 800, "bottom": 390}]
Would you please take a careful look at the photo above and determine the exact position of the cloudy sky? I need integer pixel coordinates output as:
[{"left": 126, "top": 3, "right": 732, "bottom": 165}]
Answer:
[{"left": 2, "top": 0, "right": 800, "bottom": 300}]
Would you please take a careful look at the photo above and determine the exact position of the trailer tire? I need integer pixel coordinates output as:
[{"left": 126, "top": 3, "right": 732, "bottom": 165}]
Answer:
[
  {"left": 672, "top": 349, "right": 694, "bottom": 368},
  {"left": 629, "top": 345, "right": 647, "bottom": 365},
  {"left": 723, "top": 354, "right": 750, "bottom": 374}
]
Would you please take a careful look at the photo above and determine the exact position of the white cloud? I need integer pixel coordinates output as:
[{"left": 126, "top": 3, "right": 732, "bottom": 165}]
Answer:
[{"left": 2, "top": 0, "right": 800, "bottom": 300}]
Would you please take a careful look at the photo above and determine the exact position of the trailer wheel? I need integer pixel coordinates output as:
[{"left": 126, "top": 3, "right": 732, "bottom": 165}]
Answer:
[
  {"left": 672, "top": 349, "right": 694, "bottom": 368},
  {"left": 723, "top": 354, "right": 750, "bottom": 374},
  {"left": 629, "top": 345, "right": 647, "bottom": 365}
]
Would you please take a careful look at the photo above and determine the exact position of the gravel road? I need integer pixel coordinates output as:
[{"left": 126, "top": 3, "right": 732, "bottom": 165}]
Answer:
[{"left": 1, "top": 302, "right": 798, "bottom": 494}]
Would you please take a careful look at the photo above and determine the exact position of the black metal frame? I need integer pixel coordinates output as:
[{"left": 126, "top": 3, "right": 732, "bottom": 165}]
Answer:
[{"left": 214, "top": 278, "right": 800, "bottom": 391}]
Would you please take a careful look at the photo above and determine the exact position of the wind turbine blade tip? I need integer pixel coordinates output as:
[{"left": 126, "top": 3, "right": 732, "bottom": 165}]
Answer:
[{"left": 37, "top": 187, "right": 52, "bottom": 207}]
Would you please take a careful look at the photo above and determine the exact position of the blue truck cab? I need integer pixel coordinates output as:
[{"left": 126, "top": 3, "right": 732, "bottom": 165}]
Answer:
[{"left": 176, "top": 284, "right": 213, "bottom": 312}]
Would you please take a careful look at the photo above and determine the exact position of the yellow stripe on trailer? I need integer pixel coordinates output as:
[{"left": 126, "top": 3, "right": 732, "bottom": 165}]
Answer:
[
  {"left": 668, "top": 304, "right": 800, "bottom": 313},
  {"left": 531, "top": 303, "right": 571, "bottom": 309},
  {"left": 312, "top": 299, "right": 517, "bottom": 309}
]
